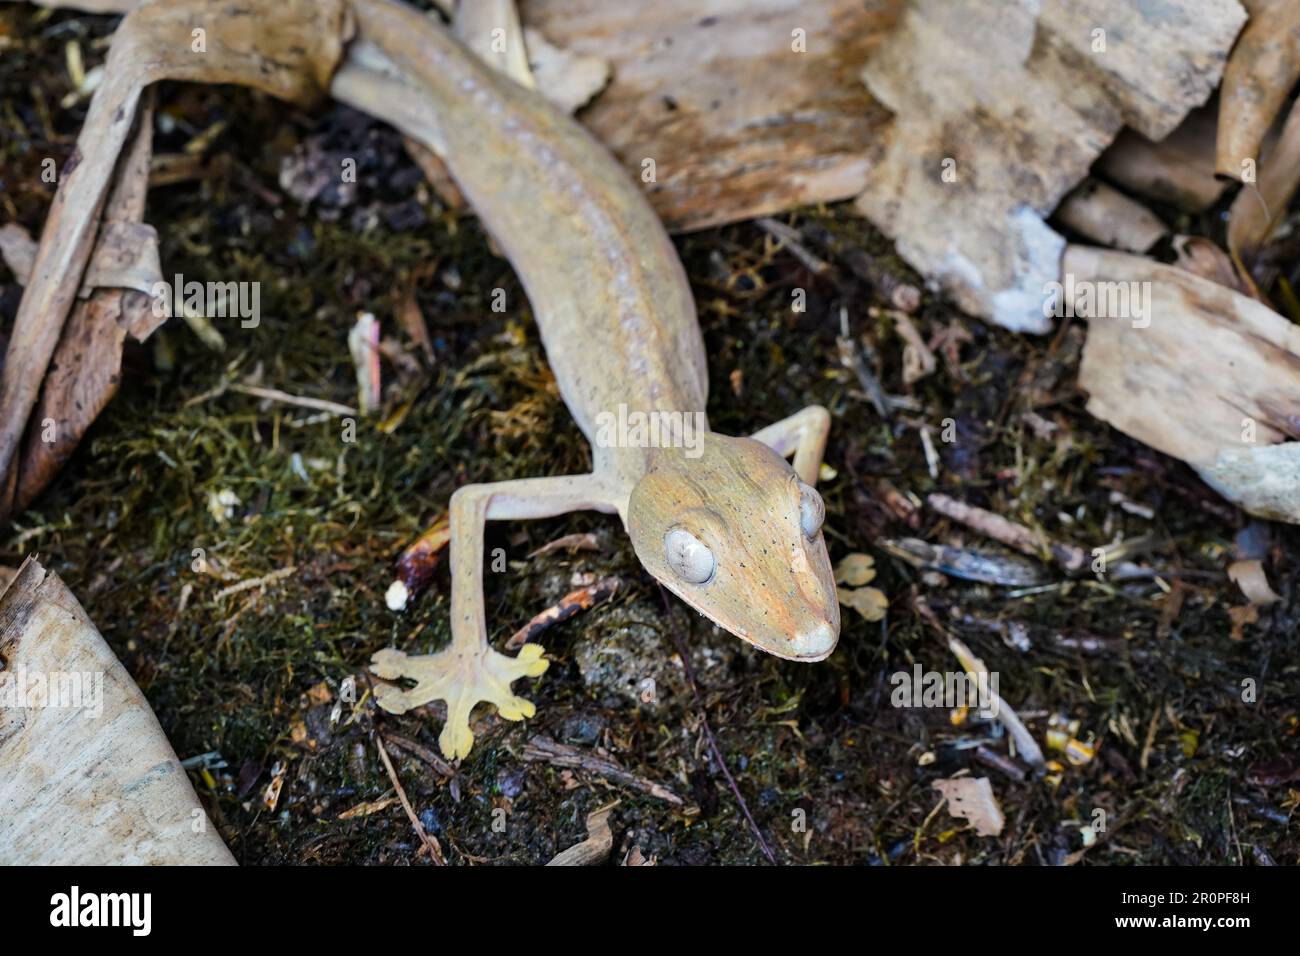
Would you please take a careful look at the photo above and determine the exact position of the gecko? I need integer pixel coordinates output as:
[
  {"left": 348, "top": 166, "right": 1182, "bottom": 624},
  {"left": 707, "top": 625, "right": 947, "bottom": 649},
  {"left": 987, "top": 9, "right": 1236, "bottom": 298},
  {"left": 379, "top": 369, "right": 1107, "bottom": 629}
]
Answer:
[{"left": 350, "top": 0, "right": 840, "bottom": 760}]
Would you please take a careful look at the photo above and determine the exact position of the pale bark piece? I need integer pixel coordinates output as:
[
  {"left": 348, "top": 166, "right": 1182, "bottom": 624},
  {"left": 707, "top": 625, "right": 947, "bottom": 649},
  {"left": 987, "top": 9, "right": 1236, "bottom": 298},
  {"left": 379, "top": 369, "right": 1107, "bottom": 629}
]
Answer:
[
  {"left": 1069, "top": 245, "right": 1300, "bottom": 523},
  {"left": 1055, "top": 178, "right": 1166, "bottom": 254},
  {"left": 1228, "top": 96, "right": 1300, "bottom": 264},
  {"left": 856, "top": 0, "right": 1245, "bottom": 333},
  {"left": 932, "top": 776, "right": 1004, "bottom": 837},
  {"left": 1095, "top": 106, "right": 1230, "bottom": 213},
  {"left": 455, "top": 0, "right": 535, "bottom": 89},
  {"left": 523, "top": 26, "right": 608, "bottom": 114},
  {"left": 1215, "top": 0, "right": 1300, "bottom": 180},
  {"left": 0, "top": 0, "right": 354, "bottom": 519},
  {"left": 0, "top": 558, "right": 235, "bottom": 864},
  {"left": 520, "top": 0, "right": 899, "bottom": 232}
]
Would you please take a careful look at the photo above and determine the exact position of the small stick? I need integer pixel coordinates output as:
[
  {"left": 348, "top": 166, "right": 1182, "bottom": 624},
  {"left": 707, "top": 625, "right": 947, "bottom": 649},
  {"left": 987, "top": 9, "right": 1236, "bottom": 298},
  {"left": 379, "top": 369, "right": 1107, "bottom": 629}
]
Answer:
[
  {"left": 212, "top": 566, "right": 296, "bottom": 602},
  {"left": 756, "top": 218, "right": 832, "bottom": 276},
  {"left": 973, "top": 745, "right": 1029, "bottom": 782},
  {"left": 799, "top": 221, "right": 922, "bottom": 312},
  {"left": 658, "top": 585, "right": 777, "bottom": 865},
  {"left": 926, "top": 492, "right": 1088, "bottom": 574},
  {"left": 374, "top": 733, "right": 445, "bottom": 865},
  {"left": 504, "top": 576, "right": 620, "bottom": 650},
  {"left": 230, "top": 384, "right": 357, "bottom": 417},
  {"left": 522, "top": 735, "right": 684, "bottom": 806},
  {"left": 837, "top": 307, "right": 892, "bottom": 420},
  {"left": 527, "top": 531, "right": 600, "bottom": 558},
  {"left": 380, "top": 731, "right": 455, "bottom": 778}
]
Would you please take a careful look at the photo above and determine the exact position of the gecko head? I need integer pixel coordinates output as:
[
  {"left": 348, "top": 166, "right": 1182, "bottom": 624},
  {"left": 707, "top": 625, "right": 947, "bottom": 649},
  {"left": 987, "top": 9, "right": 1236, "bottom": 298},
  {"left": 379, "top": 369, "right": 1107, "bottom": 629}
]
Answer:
[{"left": 627, "top": 433, "right": 839, "bottom": 661}]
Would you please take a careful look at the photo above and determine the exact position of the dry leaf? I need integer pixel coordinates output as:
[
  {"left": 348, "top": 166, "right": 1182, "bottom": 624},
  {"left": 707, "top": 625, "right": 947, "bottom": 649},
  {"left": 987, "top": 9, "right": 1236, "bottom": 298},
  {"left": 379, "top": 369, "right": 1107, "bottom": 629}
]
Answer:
[
  {"left": 0, "top": 0, "right": 354, "bottom": 522},
  {"left": 837, "top": 584, "right": 888, "bottom": 622},
  {"left": 1228, "top": 559, "right": 1282, "bottom": 606},
  {"left": 1215, "top": 0, "right": 1300, "bottom": 179},
  {"left": 834, "top": 552, "right": 877, "bottom": 586},
  {"left": 932, "top": 776, "right": 1004, "bottom": 837}
]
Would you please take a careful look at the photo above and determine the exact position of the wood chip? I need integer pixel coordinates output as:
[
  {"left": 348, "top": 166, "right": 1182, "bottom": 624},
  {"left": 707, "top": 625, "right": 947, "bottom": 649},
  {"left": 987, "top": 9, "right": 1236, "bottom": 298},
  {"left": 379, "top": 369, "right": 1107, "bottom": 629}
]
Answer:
[
  {"left": 545, "top": 803, "right": 615, "bottom": 866},
  {"left": 1070, "top": 245, "right": 1300, "bottom": 523}
]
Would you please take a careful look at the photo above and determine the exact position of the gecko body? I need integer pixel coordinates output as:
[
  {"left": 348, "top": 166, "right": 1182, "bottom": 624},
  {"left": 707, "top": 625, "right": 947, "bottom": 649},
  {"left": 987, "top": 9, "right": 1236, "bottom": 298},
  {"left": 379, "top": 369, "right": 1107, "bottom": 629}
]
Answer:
[{"left": 354, "top": 1, "right": 839, "bottom": 758}]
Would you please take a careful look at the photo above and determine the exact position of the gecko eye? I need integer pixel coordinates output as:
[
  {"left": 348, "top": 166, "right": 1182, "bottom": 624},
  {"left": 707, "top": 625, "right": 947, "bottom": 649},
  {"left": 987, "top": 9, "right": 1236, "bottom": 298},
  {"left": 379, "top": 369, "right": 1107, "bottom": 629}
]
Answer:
[
  {"left": 798, "top": 482, "right": 825, "bottom": 538},
  {"left": 664, "top": 528, "right": 715, "bottom": 584}
]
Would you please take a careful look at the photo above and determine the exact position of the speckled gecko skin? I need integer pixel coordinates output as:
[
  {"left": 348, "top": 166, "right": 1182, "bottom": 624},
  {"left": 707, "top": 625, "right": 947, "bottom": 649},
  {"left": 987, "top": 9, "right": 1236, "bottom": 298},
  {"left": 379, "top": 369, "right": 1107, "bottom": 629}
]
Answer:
[{"left": 356, "top": 0, "right": 839, "bottom": 759}]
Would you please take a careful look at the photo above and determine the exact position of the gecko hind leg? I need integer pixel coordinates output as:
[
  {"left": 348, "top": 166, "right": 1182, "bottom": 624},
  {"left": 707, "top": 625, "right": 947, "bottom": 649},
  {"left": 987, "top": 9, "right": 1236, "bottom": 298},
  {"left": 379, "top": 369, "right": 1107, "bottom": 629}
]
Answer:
[
  {"left": 371, "top": 474, "right": 619, "bottom": 760},
  {"left": 750, "top": 404, "right": 831, "bottom": 486}
]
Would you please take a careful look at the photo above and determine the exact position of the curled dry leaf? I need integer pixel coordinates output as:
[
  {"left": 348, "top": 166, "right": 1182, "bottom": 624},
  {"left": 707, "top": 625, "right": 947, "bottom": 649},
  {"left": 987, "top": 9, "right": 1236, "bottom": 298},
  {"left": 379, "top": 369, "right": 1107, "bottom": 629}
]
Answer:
[
  {"left": 932, "top": 776, "right": 1004, "bottom": 837},
  {"left": 1227, "top": 559, "right": 1282, "bottom": 606},
  {"left": 1227, "top": 96, "right": 1300, "bottom": 266},
  {"left": 545, "top": 803, "right": 616, "bottom": 866},
  {"left": 1171, "top": 234, "right": 1249, "bottom": 295},
  {"left": 387, "top": 512, "right": 452, "bottom": 611},
  {"left": 1215, "top": 0, "right": 1300, "bottom": 180}
]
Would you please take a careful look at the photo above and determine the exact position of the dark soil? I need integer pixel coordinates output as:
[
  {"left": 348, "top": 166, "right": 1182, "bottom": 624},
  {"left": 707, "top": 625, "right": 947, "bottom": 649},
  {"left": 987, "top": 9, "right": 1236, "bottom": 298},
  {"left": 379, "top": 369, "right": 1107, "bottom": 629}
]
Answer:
[{"left": 1, "top": 4, "right": 1296, "bottom": 865}]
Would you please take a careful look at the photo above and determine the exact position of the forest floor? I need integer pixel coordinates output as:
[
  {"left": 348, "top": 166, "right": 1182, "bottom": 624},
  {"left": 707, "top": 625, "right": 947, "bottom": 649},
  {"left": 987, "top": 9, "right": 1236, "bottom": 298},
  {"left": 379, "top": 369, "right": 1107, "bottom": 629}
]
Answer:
[{"left": 1, "top": 4, "right": 1297, "bottom": 865}]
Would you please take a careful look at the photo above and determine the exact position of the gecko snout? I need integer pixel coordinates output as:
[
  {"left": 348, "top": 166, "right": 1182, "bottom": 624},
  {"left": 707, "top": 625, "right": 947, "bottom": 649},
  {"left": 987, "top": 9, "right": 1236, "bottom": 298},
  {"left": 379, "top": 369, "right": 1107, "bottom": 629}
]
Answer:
[{"left": 788, "top": 620, "right": 838, "bottom": 661}]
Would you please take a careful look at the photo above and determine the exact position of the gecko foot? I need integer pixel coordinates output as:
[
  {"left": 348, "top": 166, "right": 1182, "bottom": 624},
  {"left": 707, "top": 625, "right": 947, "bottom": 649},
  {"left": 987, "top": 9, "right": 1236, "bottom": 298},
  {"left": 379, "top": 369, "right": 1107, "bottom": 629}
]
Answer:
[{"left": 370, "top": 643, "right": 549, "bottom": 760}]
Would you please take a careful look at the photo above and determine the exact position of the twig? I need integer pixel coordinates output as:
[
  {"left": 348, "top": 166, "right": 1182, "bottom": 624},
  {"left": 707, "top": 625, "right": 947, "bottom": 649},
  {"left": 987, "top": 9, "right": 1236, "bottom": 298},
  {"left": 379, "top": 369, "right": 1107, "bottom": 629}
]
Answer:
[
  {"left": 973, "top": 745, "right": 1029, "bottom": 782},
  {"left": 926, "top": 492, "right": 1087, "bottom": 574},
  {"left": 505, "top": 576, "right": 621, "bottom": 650},
  {"left": 374, "top": 733, "right": 445, "bottom": 865},
  {"left": 657, "top": 584, "right": 777, "bottom": 865},
  {"left": 212, "top": 566, "right": 296, "bottom": 602},
  {"left": 522, "top": 734, "right": 684, "bottom": 806},
  {"left": 380, "top": 731, "right": 455, "bottom": 778},
  {"left": 230, "top": 384, "right": 357, "bottom": 416},
  {"left": 800, "top": 221, "right": 922, "bottom": 312},
  {"left": 836, "top": 307, "right": 892, "bottom": 421},
  {"left": 756, "top": 218, "right": 832, "bottom": 276}
]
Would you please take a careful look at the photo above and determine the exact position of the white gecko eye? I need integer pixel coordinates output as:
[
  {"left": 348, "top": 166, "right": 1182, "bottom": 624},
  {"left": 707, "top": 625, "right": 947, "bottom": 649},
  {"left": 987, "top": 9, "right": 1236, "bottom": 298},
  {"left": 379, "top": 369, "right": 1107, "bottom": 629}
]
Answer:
[
  {"left": 664, "top": 528, "right": 715, "bottom": 584},
  {"left": 798, "top": 482, "right": 825, "bottom": 538}
]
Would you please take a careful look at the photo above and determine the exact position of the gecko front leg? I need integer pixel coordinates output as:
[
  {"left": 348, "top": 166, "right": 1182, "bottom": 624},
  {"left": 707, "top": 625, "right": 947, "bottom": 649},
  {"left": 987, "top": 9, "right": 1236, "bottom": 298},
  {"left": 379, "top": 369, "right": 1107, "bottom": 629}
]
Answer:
[
  {"left": 371, "top": 474, "right": 619, "bottom": 759},
  {"left": 750, "top": 405, "right": 831, "bottom": 485}
]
